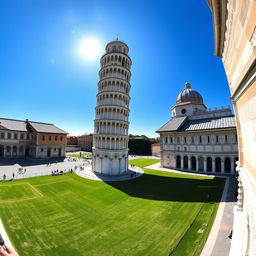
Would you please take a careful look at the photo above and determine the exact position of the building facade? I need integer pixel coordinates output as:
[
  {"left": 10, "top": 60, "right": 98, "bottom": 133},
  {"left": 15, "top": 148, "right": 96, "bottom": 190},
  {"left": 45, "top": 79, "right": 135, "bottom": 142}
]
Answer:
[
  {"left": 92, "top": 40, "right": 132, "bottom": 175},
  {"left": 157, "top": 82, "right": 238, "bottom": 174},
  {"left": 151, "top": 143, "right": 160, "bottom": 156},
  {"left": 77, "top": 134, "right": 93, "bottom": 151},
  {"left": 207, "top": 0, "right": 256, "bottom": 255},
  {"left": 0, "top": 118, "right": 67, "bottom": 158}
]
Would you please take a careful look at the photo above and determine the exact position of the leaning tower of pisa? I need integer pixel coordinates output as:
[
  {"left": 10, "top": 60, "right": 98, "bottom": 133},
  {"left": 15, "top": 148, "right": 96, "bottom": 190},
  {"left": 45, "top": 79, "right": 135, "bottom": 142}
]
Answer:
[{"left": 92, "top": 40, "right": 132, "bottom": 175}]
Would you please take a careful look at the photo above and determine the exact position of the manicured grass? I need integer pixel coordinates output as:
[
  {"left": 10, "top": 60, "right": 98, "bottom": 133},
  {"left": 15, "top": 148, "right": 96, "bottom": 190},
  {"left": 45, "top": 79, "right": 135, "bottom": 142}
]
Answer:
[
  {"left": 0, "top": 159, "right": 224, "bottom": 256},
  {"left": 67, "top": 153, "right": 92, "bottom": 158}
]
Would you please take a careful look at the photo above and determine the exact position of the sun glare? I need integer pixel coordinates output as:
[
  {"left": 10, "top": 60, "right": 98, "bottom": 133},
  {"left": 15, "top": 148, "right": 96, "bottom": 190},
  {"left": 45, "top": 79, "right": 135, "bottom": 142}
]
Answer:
[{"left": 79, "top": 38, "right": 101, "bottom": 61}]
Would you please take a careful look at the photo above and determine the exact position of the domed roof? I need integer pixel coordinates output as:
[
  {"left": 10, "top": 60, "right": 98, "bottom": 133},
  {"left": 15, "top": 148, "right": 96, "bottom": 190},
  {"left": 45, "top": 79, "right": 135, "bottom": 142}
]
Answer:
[{"left": 176, "top": 82, "right": 203, "bottom": 104}]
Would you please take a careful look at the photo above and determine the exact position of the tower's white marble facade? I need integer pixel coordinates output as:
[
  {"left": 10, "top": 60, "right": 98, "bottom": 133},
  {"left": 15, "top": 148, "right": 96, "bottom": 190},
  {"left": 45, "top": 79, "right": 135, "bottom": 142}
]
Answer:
[{"left": 92, "top": 40, "right": 131, "bottom": 175}]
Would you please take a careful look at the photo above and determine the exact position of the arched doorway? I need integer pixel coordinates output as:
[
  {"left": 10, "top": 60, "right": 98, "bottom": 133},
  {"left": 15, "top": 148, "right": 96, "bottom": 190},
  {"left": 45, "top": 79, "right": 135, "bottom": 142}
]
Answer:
[
  {"left": 47, "top": 148, "right": 51, "bottom": 157},
  {"left": 191, "top": 156, "right": 196, "bottom": 170},
  {"left": 198, "top": 157, "right": 204, "bottom": 171},
  {"left": 225, "top": 157, "right": 231, "bottom": 173},
  {"left": 25, "top": 147, "right": 29, "bottom": 157},
  {"left": 13, "top": 146, "right": 17, "bottom": 157},
  {"left": 176, "top": 155, "right": 181, "bottom": 168},
  {"left": 234, "top": 157, "right": 239, "bottom": 172},
  {"left": 0, "top": 145, "right": 3, "bottom": 157},
  {"left": 207, "top": 157, "right": 212, "bottom": 172},
  {"left": 183, "top": 156, "right": 188, "bottom": 169},
  {"left": 215, "top": 157, "right": 221, "bottom": 172}
]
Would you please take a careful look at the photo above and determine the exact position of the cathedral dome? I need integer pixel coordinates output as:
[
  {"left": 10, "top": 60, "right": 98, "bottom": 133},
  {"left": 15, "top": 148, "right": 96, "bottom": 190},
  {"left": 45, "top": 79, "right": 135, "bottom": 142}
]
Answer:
[{"left": 176, "top": 82, "right": 203, "bottom": 104}]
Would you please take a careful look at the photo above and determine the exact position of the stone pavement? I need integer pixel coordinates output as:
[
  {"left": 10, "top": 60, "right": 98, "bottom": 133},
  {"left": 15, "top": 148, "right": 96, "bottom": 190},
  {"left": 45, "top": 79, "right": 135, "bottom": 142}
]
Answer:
[
  {"left": 0, "top": 157, "right": 88, "bottom": 181},
  {"left": 75, "top": 163, "right": 144, "bottom": 181},
  {"left": 145, "top": 163, "right": 237, "bottom": 256}
]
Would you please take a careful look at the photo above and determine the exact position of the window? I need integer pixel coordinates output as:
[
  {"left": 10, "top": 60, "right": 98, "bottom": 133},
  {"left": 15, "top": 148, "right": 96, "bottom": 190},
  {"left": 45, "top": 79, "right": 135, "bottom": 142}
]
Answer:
[
  {"left": 49, "top": 136, "right": 52, "bottom": 141},
  {"left": 6, "top": 146, "right": 10, "bottom": 152},
  {"left": 225, "top": 135, "right": 228, "bottom": 143},
  {"left": 208, "top": 136, "right": 210, "bottom": 143},
  {"left": 60, "top": 136, "right": 63, "bottom": 141},
  {"left": 14, "top": 134, "right": 17, "bottom": 139},
  {"left": 177, "top": 137, "right": 180, "bottom": 143},
  {"left": 54, "top": 148, "right": 56, "bottom": 151},
  {"left": 184, "top": 137, "right": 187, "bottom": 144},
  {"left": 27, "top": 134, "right": 30, "bottom": 140},
  {"left": 55, "top": 136, "right": 57, "bottom": 141},
  {"left": 42, "top": 135, "right": 45, "bottom": 141},
  {"left": 199, "top": 136, "right": 202, "bottom": 143},
  {"left": 170, "top": 137, "right": 173, "bottom": 143},
  {"left": 235, "top": 135, "right": 237, "bottom": 142},
  {"left": 191, "top": 136, "right": 194, "bottom": 143},
  {"left": 1, "top": 133, "right": 4, "bottom": 139},
  {"left": 41, "top": 148, "right": 44, "bottom": 152},
  {"left": 181, "top": 108, "right": 187, "bottom": 114},
  {"left": 165, "top": 137, "right": 168, "bottom": 143},
  {"left": 8, "top": 133, "right": 11, "bottom": 139},
  {"left": 20, "top": 134, "right": 24, "bottom": 140},
  {"left": 216, "top": 136, "right": 219, "bottom": 143}
]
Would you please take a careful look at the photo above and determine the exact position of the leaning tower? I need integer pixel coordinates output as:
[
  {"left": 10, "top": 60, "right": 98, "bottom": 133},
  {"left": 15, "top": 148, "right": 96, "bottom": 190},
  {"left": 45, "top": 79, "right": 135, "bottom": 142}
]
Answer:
[{"left": 92, "top": 40, "right": 132, "bottom": 175}]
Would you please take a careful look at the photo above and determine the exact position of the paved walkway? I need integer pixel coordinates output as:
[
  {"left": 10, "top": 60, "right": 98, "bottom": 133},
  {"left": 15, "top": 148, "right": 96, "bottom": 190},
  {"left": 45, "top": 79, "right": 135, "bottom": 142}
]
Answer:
[
  {"left": 75, "top": 163, "right": 144, "bottom": 181},
  {"left": 0, "top": 157, "right": 88, "bottom": 181},
  {"left": 145, "top": 163, "right": 237, "bottom": 256}
]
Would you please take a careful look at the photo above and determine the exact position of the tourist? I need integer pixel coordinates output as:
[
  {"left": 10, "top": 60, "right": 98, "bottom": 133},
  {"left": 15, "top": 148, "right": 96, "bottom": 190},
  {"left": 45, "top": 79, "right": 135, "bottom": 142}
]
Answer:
[
  {"left": 12, "top": 173, "right": 15, "bottom": 180},
  {"left": 3, "top": 174, "right": 6, "bottom": 180}
]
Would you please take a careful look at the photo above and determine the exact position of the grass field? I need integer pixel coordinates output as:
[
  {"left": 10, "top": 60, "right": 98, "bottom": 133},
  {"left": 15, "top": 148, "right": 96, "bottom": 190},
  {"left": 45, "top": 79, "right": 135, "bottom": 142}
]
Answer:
[
  {"left": 67, "top": 153, "right": 92, "bottom": 159},
  {"left": 0, "top": 159, "right": 225, "bottom": 256}
]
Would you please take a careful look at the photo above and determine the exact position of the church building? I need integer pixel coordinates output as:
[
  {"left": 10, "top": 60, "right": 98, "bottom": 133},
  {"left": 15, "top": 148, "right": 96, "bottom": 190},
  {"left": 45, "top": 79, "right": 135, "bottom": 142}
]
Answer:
[{"left": 157, "top": 82, "right": 238, "bottom": 174}]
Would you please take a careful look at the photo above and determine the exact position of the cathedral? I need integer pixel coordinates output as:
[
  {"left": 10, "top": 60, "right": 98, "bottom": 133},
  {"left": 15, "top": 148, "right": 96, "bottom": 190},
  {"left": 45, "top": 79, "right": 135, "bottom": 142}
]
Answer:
[{"left": 157, "top": 82, "right": 238, "bottom": 174}]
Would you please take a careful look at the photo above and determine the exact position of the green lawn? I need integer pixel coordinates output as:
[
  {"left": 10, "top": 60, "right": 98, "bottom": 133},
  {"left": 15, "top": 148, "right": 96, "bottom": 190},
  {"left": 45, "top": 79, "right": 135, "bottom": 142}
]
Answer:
[
  {"left": 0, "top": 159, "right": 225, "bottom": 256},
  {"left": 67, "top": 153, "right": 92, "bottom": 158}
]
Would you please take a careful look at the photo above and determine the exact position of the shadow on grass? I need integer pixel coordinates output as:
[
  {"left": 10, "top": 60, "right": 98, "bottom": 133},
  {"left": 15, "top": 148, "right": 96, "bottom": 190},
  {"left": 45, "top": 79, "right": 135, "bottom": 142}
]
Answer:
[{"left": 105, "top": 173, "right": 236, "bottom": 203}]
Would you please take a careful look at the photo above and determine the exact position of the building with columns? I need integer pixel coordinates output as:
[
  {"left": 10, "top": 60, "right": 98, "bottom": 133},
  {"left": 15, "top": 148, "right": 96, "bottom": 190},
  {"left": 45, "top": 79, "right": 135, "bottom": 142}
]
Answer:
[
  {"left": 157, "top": 82, "right": 238, "bottom": 174},
  {"left": 207, "top": 0, "right": 256, "bottom": 255},
  {"left": 92, "top": 40, "right": 132, "bottom": 175},
  {"left": 0, "top": 117, "right": 67, "bottom": 158}
]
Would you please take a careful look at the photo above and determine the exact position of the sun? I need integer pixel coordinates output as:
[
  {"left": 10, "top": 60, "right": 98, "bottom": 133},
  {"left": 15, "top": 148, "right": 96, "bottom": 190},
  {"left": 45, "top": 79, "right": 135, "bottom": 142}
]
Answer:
[{"left": 79, "top": 38, "right": 101, "bottom": 61}]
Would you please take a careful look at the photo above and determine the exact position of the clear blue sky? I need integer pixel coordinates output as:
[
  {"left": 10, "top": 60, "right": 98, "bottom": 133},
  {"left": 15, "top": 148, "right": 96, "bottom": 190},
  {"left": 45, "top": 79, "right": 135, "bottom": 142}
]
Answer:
[{"left": 0, "top": 0, "right": 231, "bottom": 138}]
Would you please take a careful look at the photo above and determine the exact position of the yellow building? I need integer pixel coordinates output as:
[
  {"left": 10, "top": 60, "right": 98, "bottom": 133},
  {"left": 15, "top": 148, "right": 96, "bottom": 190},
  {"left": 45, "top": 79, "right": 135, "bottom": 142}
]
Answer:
[{"left": 207, "top": 0, "right": 256, "bottom": 255}]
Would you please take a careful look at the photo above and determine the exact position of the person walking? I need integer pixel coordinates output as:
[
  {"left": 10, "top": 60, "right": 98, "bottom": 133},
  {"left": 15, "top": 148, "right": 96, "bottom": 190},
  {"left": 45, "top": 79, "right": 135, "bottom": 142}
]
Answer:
[{"left": 12, "top": 172, "right": 15, "bottom": 180}]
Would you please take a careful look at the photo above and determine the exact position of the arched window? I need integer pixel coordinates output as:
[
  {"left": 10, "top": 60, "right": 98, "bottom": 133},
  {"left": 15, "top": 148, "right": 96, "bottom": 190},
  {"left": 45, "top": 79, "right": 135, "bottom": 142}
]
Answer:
[
  {"left": 215, "top": 157, "right": 221, "bottom": 172},
  {"left": 191, "top": 156, "right": 196, "bottom": 170},
  {"left": 224, "top": 157, "right": 231, "bottom": 173},
  {"left": 183, "top": 156, "right": 188, "bottom": 169},
  {"left": 176, "top": 155, "right": 181, "bottom": 168},
  {"left": 207, "top": 157, "right": 212, "bottom": 172}
]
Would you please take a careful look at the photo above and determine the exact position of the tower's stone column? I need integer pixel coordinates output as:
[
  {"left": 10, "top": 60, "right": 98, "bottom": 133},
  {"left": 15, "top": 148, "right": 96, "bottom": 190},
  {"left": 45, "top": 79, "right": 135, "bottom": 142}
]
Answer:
[{"left": 92, "top": 40, "right": 132, "bottom": 175}]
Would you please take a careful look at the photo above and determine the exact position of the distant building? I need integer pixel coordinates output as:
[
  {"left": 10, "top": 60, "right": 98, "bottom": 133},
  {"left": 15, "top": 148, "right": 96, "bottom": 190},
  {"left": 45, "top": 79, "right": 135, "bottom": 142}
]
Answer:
[
  {"left": 157, "top": 82, "right": 238, "bottom": 174},
  {"left": 151, "top": 143, "right": 160, "bottom": 156},
  {"left": 0, "top": 118, "right": 67, "bottom": 158},
  {"left": 67, "top": 136, "right": 78, "bottom": 145},
  {"left": 207, "top": 0, "right": 256, "bottom": 255},
  {"left": 77, "top": 134, "right": 93, "bottom": 152}
]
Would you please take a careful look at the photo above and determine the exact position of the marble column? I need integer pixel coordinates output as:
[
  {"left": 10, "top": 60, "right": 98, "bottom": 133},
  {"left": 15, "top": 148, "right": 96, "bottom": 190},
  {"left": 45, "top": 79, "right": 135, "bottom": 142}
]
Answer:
[
  {"left": 221, "top": 158, "right": 225, "bottom": 173},
  {"left": 188, "top": 157, "right": 191, "bottom": 170},
  {"left": 203, "top": 158, "right": 207, "bottom": 172},
  {"left": 231, "top": 158, "right": 235, "bottom": 173},
  {"left": 212, "top": 159, "right": 216, "bottom": 173}
]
